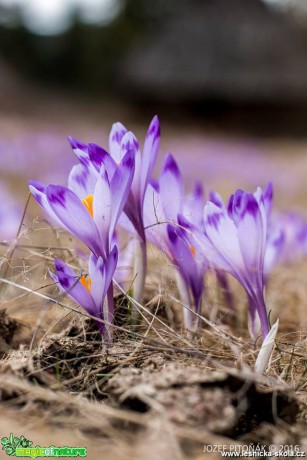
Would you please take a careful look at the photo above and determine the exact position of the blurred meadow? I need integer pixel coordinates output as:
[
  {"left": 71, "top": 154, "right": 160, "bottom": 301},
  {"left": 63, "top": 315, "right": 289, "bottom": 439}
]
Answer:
[{"left": 0, "top": 1, "right": 307, "bottom": 459}]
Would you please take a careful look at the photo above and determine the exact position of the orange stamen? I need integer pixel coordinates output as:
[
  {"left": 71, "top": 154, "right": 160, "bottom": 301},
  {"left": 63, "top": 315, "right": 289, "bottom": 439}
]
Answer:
[
  {"left": 80, "top": 275, "right": 92, "bottom": 293},
  {"left": 82, "top": 194, "right": 94, "bottom": 217},
  {"left": 189, "top": 244, "right": 196, "bottom": 258}
]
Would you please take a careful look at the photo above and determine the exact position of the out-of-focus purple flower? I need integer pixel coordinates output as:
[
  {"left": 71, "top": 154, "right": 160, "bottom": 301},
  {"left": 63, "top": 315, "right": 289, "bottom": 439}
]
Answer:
[
  {"left": 264, "top": 226, "right": 285, "bottom": 280},
  {"left": 166, "top": 136, "right": 293, "bottom": 194},
  {"left": 263, "top": 209, "right": 307, "bottom": 278},
  {"left": 271, "top": 211, "right": 307, "bottom": 265},
  {"left": 0, "top": 132, "right": 77, "bottom": 184},
  {"left": 50, "top": 246, "right": 118, "bottom": 340},
  {"left": 29, "top": 150, "right": 135, "bottom": 259},
  {"left": 0, "top": 183, "right": 22, "bottom": 241}
]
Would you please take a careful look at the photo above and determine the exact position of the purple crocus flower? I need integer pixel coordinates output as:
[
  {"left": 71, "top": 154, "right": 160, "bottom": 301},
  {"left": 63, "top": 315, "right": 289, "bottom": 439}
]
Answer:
[
  {"left": 50, "top": 246, "right": 118, "bottom": 341},
  {"left": 270, "top": 211, "right": 307, "bottom": 265},
  {"left": 110, "top": 117, "right": 160, "bottom": 302},
  {"left": 109, "top": 116, "right": 160, "bottom": 242},
  {"left": 68, "top": 116, "right": 160, "bottom": 303},
  {"left": 68, "top": 116, "right": 160, "bottom": 242},
  {"left": 144, "top": 154, "right": 205, "bottom": 255},
  {"left": 264, "top": 225, "right": 285, "bottom": 280},
  {"left": 167, "top": 225, "right": 205, "bottom": 330},
  {"left": 29, "top": 149, "right": 134, "bottom": 334},
  {"left": 143, "top": 154, "right": 206, "bottom": 330},
  {"left": 209, "top": 186, "right": 282, "bottom": 301},
  {"left": 29, "top": 149, "right": 135, "bottom": 259},
  {"left": 188, "top": 184, "right": 272, "bottom": 339}
]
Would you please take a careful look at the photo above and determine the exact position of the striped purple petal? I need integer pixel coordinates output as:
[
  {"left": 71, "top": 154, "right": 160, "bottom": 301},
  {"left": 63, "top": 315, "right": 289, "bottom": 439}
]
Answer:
[
  {"left": 109, "top": 121, "right": 128, "bottom": 163},
  {"left": 52, "top": 258, "right": 96, "bottom": 316},
  {"left": 68, "top": 136, "right": 90, "bottom": 167},
  {"left": 46, "top": 184, "right": 103, "bottom": 257},
  {"left": 120, "top": 131, "right": 142, "bottom": 201},
  {"left": 88, "top": 142, "right": 117, "bottom": 178},
  {"left": 167, "top": 225, "right": 204, "bottom": 314},
  {"left": 68, "top": 164, "right": 97, "bottom": 199},
  {"left": 104, "top": 245, "right": 118, "bottom": 295},
  {"left": 88, "top": 254, "right": 106, "bottom": 316},
  {"left": 109, "top": 149, "right": 135, "bottom": 242},
  {"left": 235, "top": 193, "right": 265, "bottom": 286},
  {"left": 29, "top": 180, "right": 64, "bottom": 228},
  {"left": 159, "top": 154, "right": 184, "bottom": 222},
  {"left": 92, "top": 168, "right": 111, "bottom": 254},
  {"left": 263, "top": 182, "right": 273, "bottom": 219},
  {"left": 209, "top": 191, "right": 224, "bottom": 209},
  {"left": 140, "top": 115, "right": 160, "bottom": 200}
]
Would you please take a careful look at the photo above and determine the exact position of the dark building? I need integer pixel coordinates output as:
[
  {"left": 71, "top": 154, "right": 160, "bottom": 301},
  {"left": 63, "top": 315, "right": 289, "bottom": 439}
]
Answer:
[{"left": 121, "top": 0, "right": 307, "bottom": 104}]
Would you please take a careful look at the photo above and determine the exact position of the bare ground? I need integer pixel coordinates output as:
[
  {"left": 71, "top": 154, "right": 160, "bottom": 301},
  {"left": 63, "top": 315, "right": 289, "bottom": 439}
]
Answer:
[{"left": 0, "top": 229, "right": 306, "bottom": 459}]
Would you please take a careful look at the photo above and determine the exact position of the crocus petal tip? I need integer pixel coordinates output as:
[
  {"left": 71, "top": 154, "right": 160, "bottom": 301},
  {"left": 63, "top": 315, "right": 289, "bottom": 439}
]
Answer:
[
  {"left": 68, "top": 136, "right": 86, "bottom": 150},
  {"left": 148, "top": 115, "right": 160, "bottom": 136},
  {"left": 164, "top": 153, "right": 179, "bottom": 175},
  {"left": 121, "top": 131, "right": 140, "bottom": 154}
]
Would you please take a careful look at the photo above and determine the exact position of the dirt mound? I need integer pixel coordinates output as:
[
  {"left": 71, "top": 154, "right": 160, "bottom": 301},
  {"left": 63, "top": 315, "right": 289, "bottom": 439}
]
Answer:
[{"left": 0, "top": 311, "right": 305, "bottom": 459}]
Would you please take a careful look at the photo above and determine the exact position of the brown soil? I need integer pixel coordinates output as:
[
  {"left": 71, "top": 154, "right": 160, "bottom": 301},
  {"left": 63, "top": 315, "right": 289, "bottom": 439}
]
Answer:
[{"left": 0, "top": 271, "right": 306, "bottom": 460}]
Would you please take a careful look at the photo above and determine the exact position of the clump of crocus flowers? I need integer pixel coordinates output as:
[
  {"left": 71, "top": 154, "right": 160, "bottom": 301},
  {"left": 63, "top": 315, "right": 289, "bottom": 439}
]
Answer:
[{"left": 28, "top": 115, "right": 307, "bottom": 343}]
